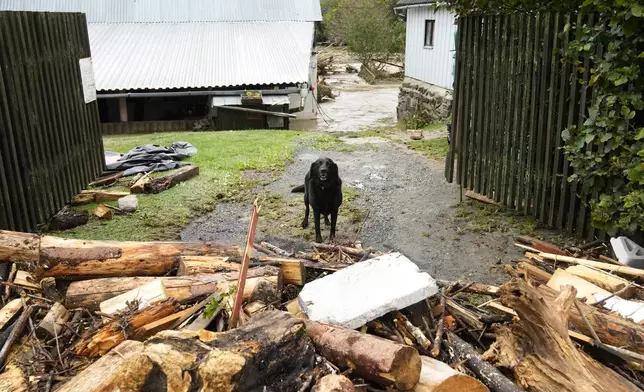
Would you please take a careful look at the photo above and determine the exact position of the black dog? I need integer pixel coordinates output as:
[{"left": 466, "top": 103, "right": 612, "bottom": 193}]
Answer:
[{"left": 291, "top": 158, "right": 343, "bottom": 243}]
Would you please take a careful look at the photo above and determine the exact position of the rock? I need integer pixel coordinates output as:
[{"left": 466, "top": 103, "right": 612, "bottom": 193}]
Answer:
[
  {"left": 298, "top": 252, "right": 438, "bottom": 329},
  {"left": 313, "top": 375, "right": 355, "bottom": 392},
  {"left": 118, "top": 195, "right": 138, "bottom": 213},
  {"left": 49, "top": 206, "right": 88, "bottom": 230}
]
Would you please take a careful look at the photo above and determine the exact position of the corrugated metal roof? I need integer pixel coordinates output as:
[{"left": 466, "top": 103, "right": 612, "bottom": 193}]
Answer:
[
  {"left": 87, "top": 22, "right": 314, "bottom": 91},
  {"left": 0, "top": 0, "right": 322, "bottom": 22},
  {"left": 211, "top": 95, "right": 290, "bottom": 106},
  {"left": 395, "top": 0, "right": 435, "bottom": 7}
]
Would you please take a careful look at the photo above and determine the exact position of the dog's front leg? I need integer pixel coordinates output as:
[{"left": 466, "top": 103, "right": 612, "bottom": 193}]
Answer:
[
  {"left": 313, "top": 211, "right": 322, "bottom": 243},
  {"left": 330, "top": 209, "right": 338, "bottom": 241},
  {"left": 301, "top": 197, "right": 310, "bottom": 229}
]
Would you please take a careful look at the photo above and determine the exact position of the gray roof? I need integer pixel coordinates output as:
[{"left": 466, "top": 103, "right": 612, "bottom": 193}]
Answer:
[
  {"left": 0, "top": 0, "right": 322, "bottom": 22},
  {"left": 395, "top": 0, "right": 435, "bottom": 7},
  {"left": 88, "top": 22, "right": 314, "bottom": 90}
]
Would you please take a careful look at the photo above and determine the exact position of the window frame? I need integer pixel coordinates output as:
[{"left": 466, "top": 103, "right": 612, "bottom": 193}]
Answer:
[{"left": 424, "top": 19, "right": 435, "bottom": 48}]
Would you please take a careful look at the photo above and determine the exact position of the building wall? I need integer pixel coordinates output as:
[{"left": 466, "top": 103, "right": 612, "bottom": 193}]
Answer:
[{"left": 404, "top": 6, "right": 456, "bottom": 90}]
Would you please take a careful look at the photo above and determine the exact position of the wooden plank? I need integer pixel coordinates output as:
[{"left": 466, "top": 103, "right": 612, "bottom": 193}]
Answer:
[
  {"left": 473, "top": 16, "right": 487, "bottom": 194},
  {"left": 455, "top": 17, "right": 470, "bottom": 186},
  {"left": 0, "top": 299, "right": 22, "bottom": 330},
  {"left": 516, "top": 15, "right": 535, "bottom": 212},
  {"left": 532, "top": 13, "right": 551, "bottom": 219},
  {"left": 507, "top": 14, "right": 526, "bottom": 209},
  {"left": 14, "top": 270, "right": 40, "bottom": 290},
  {"left": 486, "top": 16, "right": 502, "bottom": 200},
  {"left": 444, "top": 17, "right": 463, "bottom": 183},
  {"left": 524, "top": 13, "right": 542, "bottom": 216},
  {"left": 133, "top": 307, "right": 195, "bottom": 340},
  {"left": 541, "top": 13, "right": 561, "bottom": 223},
  {"left": 499, "top": 15, "right": 516, "bottom": 205},
  {"left": 460, "top": 16, "right": 475, "bottom": 188}
]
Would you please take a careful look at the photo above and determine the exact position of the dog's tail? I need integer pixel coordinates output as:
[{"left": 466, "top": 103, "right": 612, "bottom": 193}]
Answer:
[{"left": 291, "top": 184, "right": 305, "bottom": 193}]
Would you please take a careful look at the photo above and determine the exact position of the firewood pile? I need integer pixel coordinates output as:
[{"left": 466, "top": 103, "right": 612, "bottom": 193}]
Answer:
[{"left": 0, "top": 200, "right": 643, "bottom": 391}]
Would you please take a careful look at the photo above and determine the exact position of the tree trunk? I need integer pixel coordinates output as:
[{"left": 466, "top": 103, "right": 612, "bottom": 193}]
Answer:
[
  {"left": 36, "top": 302, "right": 69, "bottom": 338},
  {"left": 75, "top": 299, "right": 179, "bottom": 357},
  {"left": 65, "top": 266, "right": 281, "bottom": 310},
  {"left": 57, "top": 340, "right": 150, "bottom": 392},
  {"left": 179, "top": 256, "right": 306, "bottom": 285},
  {"left": 305, "top": 320, "right": 422, "bottom": 390},
  {"left": 140, "top": 166, "right": 200, "bottom": 194},
  {"left": 0, "top": 231, "right": 39, "bottom": 263},
  {"left": 445, "top": 332, "right": 521, "bottom": 392},
  {"left": 537, "top": 284, "right": 644, "bottom": 354},
  {"left": 127, "top": 310, "right": 316, "bottom": 391},
  {"left": 483, "top": 279, "right": 640, "bottom": 392},
  {"left": 413, "top": 355, "right": 489, "bottom": 392},
  {"left": 33, "top": 234, "right": 241, "bottom": 279}
]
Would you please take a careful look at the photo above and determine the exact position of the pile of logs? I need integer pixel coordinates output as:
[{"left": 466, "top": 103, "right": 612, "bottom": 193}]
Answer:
[{"left": 1, "top": 218, "right": 643, "bottom": 391}]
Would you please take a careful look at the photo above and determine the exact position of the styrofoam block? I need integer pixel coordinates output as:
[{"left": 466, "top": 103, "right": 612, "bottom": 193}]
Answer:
[
  {"left": 297, "top": 252, "right": 438, "bottom": 329},
  {"left": 611, "top": 236, "right": 644, "bottom": 269}
]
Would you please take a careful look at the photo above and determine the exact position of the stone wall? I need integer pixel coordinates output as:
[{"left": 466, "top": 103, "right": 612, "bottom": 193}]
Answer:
[{"left": 397, "top": 77, "right": 452, "bottom": 124}]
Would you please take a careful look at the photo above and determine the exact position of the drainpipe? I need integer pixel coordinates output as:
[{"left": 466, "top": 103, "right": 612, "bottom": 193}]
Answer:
[{"left": 96, "top": 88, "right": 301, "bottom": 99}]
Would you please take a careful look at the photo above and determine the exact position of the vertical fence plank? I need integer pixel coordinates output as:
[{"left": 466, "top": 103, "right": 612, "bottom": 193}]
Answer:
[
  {"left": 445, "top": 17, "right": 463, "bottom": 183},
  {"left": 487, "top": 16, "right": 502, "bottom": 200},
  {"left": 459, "top": 16, "right": 474, "bottom": 188},
  {"left": 453, "top": 17, "right": 467, "bottom": 185},
  {"left": 499, "top": 14, "right": 516, "bottom": 204},
  {"left": 482, "top": 16, "right": 495, "bottom": 197},
  {"left": 473, "top": 16, "right": 488, "bottom": 194},
  {"left": 540, "top": 13, "right": 561, "bottom": 223},
  {"left": 468, "top": 16, "right": 482, "bottom": 191}
]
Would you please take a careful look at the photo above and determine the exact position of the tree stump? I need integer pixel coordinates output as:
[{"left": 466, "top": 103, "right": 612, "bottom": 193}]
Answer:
[{"left": 483, "top": 279, "right": 640, "bottom": 392}]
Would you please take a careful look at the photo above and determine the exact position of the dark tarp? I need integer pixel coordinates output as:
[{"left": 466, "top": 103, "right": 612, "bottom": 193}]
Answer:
[{"left": 105, "top": 142, "right": 197, "bottom": 177}]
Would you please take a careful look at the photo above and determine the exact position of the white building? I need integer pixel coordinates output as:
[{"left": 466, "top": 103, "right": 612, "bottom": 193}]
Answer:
[
  {"left": 0, "top": 0, "right": 321, "bottom": 132},
  {"left": 395, "top": 0, "right": 457, "bottom": 122}
]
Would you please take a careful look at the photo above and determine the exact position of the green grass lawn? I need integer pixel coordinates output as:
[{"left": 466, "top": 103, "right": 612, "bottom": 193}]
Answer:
[
  {"left": 406, "top": 137, "right": 450, "bottom": 160},
  {"left": 58, "top": 131, "right": 305, "bottom": 241}
]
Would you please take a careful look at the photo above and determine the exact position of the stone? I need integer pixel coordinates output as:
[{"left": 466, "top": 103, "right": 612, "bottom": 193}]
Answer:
[
  {"left": 313, "top": 375, "right": 355, "bottom": 392},
  {"left": 298, "top": 252, "right": 438, "bottom": 329},
  {"left": 118, "top": 195, "right": 138, "bottom": 213}
]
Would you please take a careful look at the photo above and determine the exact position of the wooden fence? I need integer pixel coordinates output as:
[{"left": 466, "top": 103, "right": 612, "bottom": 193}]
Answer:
[
  {"left": 0, "top": 11, "right": 104, "bottom": 232},
  {"left": 445, "top": 12, "right": 602, "bottom": 238}
]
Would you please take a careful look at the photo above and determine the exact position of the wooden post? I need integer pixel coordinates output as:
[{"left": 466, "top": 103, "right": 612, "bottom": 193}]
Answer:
[{"left": 119, "top": 97, "right": 128, "bottom": 122}]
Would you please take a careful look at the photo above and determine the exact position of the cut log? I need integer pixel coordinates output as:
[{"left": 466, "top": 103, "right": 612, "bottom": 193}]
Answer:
[
  {"left": 36, "top": 302, "right": 69, "bottom": 338},
  {"left": 49, "top": 206, "right": 89, "bottom": 230},
  {"left": 57, "top": 340, "right": 149, "bottom": 392},
  {"left": 0, "top": 299, "right": 21, "bottom": 331},
  {"left": 483, "top": 279, "right": 639, "bottom": 392},
  {"left": 0, "top": 231, "right": 39, "bottom": 262},
  {"left": 516, "top": 236, "right": 567, "bottom": 256},
  {"left": 305, "top": 319, "right": 421, "bottom": 390},
  {"left": 139, "top": 310, "right": 315, "bottom": 391},
  {"left": 312, "top": 243, "right": 373, "bottom": 258},
  {"left": 31, "top": 234, "right": 241, "bottom": 279},
  {"left": 414, "top": 355, "right": 489, "bottom": 392},
  {"left": 12, "top": 270, "right": 39, "bottom": 290},
  {"left": 99, "top": 279, "right": 168, "bottom": 317},
  {"left": 547, "top": 269, "right": 644, "bottom": 323},
  {"left": 151, "top": 165, "right": 199, "bottom": 193},
  {"left": 517, "top": 261, "right": 552, "bottom": 283},
  {"left": 179, "top": 255, "right": 306, "bottom": 286},
  {"left": 89, "top": 171, "right": 125, "bottom": 187},
  {"left": 65, "top": 267, "right": 281, "bottom": 310},
  {"left": 436, "top": 280, "right": 499, "bottom": 296},
  {"left": 260, "top": 241, "right": 293, "bottom": 257},
  {"left": 445, "top": 298, "right": 485, "bottom": 330},
  {"left": 565, "top": 265, "right": 637, "bottom": 298},
  {"left": 0, "top": 365, "right": 27, "bottom": 392},
  {"left": 538, "top": 252, "right": 644, "bottom": 278},
  {"left": 313, "top": 375, "right": 355, "bottom": 392},
  {"left": 130, "top": 173, "right": 151, "bottom": 194},
  {"left": 286, "top": 299, "right": 307, "bottom": 319},
  {"left": 92, "top": 204, "right": 113, "bottom": 220},
  {"left": 76, "top": 299, "right": 179, "bottom": 357},
  {"left": 445, "top": 332, "right": 521, "bottom": 392},
  {"left": 72, "top": 190, "right": 130, "bottom": 205}
]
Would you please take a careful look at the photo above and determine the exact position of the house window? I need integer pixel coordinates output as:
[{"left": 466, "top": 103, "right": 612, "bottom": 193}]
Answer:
[{"left": 424, "top": 20, "right": 435, "bottom": 47}]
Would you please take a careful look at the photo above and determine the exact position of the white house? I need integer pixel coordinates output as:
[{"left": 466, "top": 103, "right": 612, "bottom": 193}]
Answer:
[
  {"left": 395, "top": 0, "right": 457, "bottom": 122},
  {"left": 0, "top": 0, "right": 321, "bottom": 132}
]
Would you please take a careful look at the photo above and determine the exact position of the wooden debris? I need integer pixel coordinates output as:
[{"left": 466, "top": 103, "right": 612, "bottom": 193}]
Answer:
[
  {"left": 0, "top": 365, "right": 27, "bottom": 392},
  {"left": 286, "top": 299, "right": 307, "bottom": 319},
  {"left": 99, "top": 279, "right": 168, "bottom": 317},
  {"left": 395, "top": 311, "right": 431, "bottom": 350},
  {"left": 305, "top": 319, "right": 421, "bottom": 390},
  {"left": 232, "top": 199, "right": 258, "bottom": 330},
  {"left": 65, "top": 267, "right": 280, "bottom": 310},
  {"left": 437, "top": 280, "right": 499, "bottom": 296},
  {"left": 89, "top": 171, "right": 125, "bottom": 187},
  {"left": 0, "top": 299, "right": 21, "bottom": 331},
  {"left": 0, "top": 303, "right": 32, "bottom": 368},
  {"left": 57, "top": 340, "right": 149, "bottom": 392},
  {"left": 517, "top": 261, "right": 552, "bottom": 283},
  {"left": 314, "top": 375, "right": 356, "bottom": 392},
  {"left": 49, "top": 206, "right": 88, "bottom": 230},
  {"left": 414, "top": 355, "right": 489, "bottom": 392},
  {"left": 12, "top": 270, "right": 39, "bottom": 290},
  {"left": 445, "top": 297, "right": 485, "bottom": 330},
  {"left": 484, "top": 279, "right": 640, "bottom": 392},
  {"left": 516, "top": 235, "right": 567, "bottom": 256},
  {"left": 75, "top": 299, "right": 179, "bottom": 357},
  {"left": 140, "top": 311, "right": 315, "bottom": 391},
  {"left": 36, "top": 302, "right": 69, "bottom": 338},
  {"left": 130, "top": 173, "right": 151, "bottom": 193},
  {"left": 71, "top": 190, "right": 130, "bottom": 205},
  {"left": 92, "top": 204, "right": 113, "bottom": 220},
  {"left": 565, "top": 265, "right": 637, "bottom": 298},
  {"left": 465, "top": 190, "right": 498, "bottom": 205},
  {"left": 312, "top": 243, "right": 374, "bottom": 258},
  {"left": 133, "top": 166, "right": 200, "bottom": 194},
  {"left": 133, "top": 306, "right": 195, "bottom": 340},
  {"left": 446, "top": 331, "right": 522, "bottom": 392},
  {"left": 538, "top": 252, "right": 644, "bottom": 278},
  {"left": 179, "top": 255, "right": 306, "bottom": 285},
  {"left": 260, "top": 241, "right": 293, "bottom": 257}
]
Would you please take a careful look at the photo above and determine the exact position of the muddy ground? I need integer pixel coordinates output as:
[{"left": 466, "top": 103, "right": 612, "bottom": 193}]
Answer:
[{"left": 181, "top": 53, "right": 549, "bottom": 285}]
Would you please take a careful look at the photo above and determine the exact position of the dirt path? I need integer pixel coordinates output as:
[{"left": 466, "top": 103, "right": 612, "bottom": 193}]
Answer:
[{"left": 182, "top": 136, "right": 525, "bottom": 284}]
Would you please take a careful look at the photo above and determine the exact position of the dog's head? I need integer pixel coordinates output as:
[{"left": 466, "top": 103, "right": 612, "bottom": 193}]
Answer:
[{"left": 311, "top": 157, "right": 339, "bottom": 186}]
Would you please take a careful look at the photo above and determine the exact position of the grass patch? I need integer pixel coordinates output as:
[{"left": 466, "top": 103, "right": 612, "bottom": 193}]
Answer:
[
  {"left": 303, "top": 133, "right": 356, "bottom": 152},
  {"left": 406, "top": 137, "right": 449, "bottom": 160},
  {"left": 57, "top": 130, "right": 303, "bottom": 241},
  {"left": 454, "top": 200, "right": 541, "bottom": 235}
]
